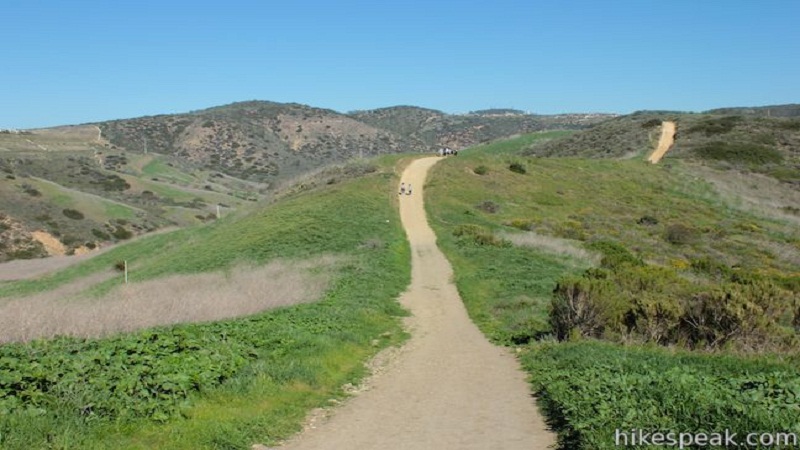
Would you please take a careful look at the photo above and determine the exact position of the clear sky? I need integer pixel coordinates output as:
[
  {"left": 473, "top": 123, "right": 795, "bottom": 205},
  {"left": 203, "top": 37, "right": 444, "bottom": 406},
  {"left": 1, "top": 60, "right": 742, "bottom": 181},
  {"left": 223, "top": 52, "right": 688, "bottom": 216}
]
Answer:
[{"left": 1, "top": 0, "right": 798, "bottom": 129}]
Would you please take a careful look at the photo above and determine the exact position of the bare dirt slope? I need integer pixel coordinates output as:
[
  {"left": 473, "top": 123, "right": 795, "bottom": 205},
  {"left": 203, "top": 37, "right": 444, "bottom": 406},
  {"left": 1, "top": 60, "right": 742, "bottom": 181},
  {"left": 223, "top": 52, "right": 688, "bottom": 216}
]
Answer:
[
  {"left": 277, "top": 157, "right": 554, "bottom": 450},
  {"left": 647, "top": 121, "right": 676, "bottom": 163}
]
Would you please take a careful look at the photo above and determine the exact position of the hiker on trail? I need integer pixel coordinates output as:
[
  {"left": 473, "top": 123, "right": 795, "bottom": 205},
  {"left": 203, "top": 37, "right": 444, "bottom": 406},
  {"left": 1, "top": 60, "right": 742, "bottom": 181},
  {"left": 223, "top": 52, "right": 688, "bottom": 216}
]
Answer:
[
  {"left": 399, "top": 182, "right": 406, "bottom": 195},
  {"left": 438, "top": 148, "right": 444, "bottom": 157},
  {"left": 406, "top": 183, "right": 412, "bottom": 195}
]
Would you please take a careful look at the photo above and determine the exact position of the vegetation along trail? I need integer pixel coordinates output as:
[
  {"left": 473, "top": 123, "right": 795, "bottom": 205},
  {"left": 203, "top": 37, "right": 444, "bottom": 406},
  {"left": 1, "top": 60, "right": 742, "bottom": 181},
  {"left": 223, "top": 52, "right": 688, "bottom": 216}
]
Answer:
[
  {"left": 647, "top": 120, "right": 676, "bottom": 163},
  {"left": 279, "top": 157, "right": 554, "bottom": 449}
]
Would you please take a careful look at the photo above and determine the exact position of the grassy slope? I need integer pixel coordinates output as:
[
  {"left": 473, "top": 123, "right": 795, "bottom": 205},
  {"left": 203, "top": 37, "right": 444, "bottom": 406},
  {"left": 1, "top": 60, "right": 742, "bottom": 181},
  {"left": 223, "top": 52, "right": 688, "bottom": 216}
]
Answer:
[
  {"left": 425, "top": 133, "right": 800, "bottom": 449},
  {"left": 0, "top": 155, "right": 411, "bottom": 449},
  {"left": 0, "top": 151, "right": 263, "bottom": 261}
]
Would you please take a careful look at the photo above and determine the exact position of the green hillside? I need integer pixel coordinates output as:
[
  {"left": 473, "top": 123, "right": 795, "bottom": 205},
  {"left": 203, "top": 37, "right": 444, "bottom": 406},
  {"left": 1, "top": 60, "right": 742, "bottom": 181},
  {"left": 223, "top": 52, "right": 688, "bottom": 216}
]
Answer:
[
  {"left": 0, "top": 100, "right": 612, "bottom": 263},
  {"left": 0, "top": 150, "right": 259, "bottom": 261},
  {"left": 426, "top": 133, "right": 800, "bottom": 449},
  {"left": 2, "top": 122, "right": 798, "bottom": 449},
  {"left": 527, "top": 110, "right": 800, "bottom": 187},
  {"left": 0, "top": 156, "right": 411, "bottom": 449}
]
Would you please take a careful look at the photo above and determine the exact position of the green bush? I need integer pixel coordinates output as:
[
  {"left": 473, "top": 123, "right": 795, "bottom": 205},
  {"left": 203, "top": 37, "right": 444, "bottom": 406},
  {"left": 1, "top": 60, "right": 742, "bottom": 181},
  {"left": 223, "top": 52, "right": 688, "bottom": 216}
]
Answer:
[
  {"left": 61, "top": 209, "right": 84, "bottom": 220},
  {"left": 111, "top": 226, "right": 133, "bottom": 240},
  {"left": 641, "top": 118, "right": 662, "bottom": 128},
  {"left": 475, "top": 200, "right": 500, "bottom": 214},
  {"left": 550, "top": 261, "right": 797, "bottom": 351},
  {"left": 509, "top": 162, "right": 527, "bottom": 174},
  {"left": 473, "top": 165, "right": 489, "bottom": 175},
  {"left": 452, "top": 224, "right": 508, "bottom": 247},
  {"left": 585, "top": 240, "right": 642, "bottom": 269},
  {"left": 694, "top": 141, "right": 783, "bottom": 165},
  {"left": 664, "top": 223, "right": 698, "bottom": 245},
  {"left": 636, "top": 215, "right": 658, "bottom": 225},
  {"left": 505, "top": 218, "right": 535, "bottom": 231},
  {"left": 20, "top": 184, "right": 41, "bottom": 197},
  {"left": 550, "top": 274, "right": 620, "bottom": 340},
  {"left": 91, "top": 228, "right": 111, "bottom": 240},
  {"left": 687, "top": 115, "right": 742, "bottom": 135}
]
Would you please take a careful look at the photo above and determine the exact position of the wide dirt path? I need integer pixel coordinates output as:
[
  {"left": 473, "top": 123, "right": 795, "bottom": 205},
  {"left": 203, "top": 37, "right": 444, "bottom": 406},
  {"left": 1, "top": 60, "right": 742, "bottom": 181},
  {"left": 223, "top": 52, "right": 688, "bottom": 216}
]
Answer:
[
  {"left": 278, "top": 157, "right": 554, "bottom": 449},
  {"left": 647, "top": 121, "right": 676, "bottom": 163}
]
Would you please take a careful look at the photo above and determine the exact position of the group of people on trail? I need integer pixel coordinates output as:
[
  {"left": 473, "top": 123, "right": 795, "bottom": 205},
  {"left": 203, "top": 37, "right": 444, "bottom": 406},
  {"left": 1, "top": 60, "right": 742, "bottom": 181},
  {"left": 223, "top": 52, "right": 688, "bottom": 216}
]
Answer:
[
  {"left": 399, "top": 182, "right": 412, "bottom": 196},
  {"left": 438, "top": 147, "right": 458, "bottom": 157}
]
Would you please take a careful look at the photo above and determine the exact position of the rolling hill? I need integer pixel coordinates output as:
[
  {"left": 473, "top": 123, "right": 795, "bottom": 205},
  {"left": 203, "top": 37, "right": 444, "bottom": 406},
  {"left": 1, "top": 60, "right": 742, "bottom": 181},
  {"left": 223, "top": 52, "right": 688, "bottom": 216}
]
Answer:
[
  {"left": 1, "top": 126, "right": 798, "bottom": 448},
  {"left": 0, "top": 101, "right": 611, "bottom": 262},
  {"left": 526, "top": 106, "right": 800, "bottom": 188}
]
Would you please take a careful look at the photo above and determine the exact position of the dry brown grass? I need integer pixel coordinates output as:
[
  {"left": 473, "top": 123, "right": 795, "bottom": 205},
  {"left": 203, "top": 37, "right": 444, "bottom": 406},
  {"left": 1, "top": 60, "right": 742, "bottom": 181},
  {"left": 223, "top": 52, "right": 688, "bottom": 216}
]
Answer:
[
  {"left": 498, "top": 230, "right": 601, "bottom": 266},
  {"left": 0, "top": 254, "right": 99, "bottom": 281},
  {"left": 687, "top": 165, "right": 800, "bottom": 226},
  {"left": 0, "top": 259, "right": 334, "bottom": 343}
]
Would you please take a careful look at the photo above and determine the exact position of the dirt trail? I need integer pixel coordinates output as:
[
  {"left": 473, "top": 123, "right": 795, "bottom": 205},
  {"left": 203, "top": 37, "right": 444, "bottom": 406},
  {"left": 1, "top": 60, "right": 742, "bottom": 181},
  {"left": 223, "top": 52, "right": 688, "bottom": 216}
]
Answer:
[
  {"left": 277, "top": 157, "right": 554, "bottom": 450},
  {"left": 647, "top": 121, "right": 676, "bottom": 163}
]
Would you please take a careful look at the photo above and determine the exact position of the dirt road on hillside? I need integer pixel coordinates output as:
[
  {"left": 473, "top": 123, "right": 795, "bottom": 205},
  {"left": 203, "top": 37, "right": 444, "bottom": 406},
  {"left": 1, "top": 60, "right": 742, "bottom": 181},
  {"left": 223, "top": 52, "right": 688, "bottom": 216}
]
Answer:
[
  {"left": 276, "top": 157, "right": 554, "bottom": 450},
  {"left": 647, "top": 121, "right": 676, "bottom": 163}
]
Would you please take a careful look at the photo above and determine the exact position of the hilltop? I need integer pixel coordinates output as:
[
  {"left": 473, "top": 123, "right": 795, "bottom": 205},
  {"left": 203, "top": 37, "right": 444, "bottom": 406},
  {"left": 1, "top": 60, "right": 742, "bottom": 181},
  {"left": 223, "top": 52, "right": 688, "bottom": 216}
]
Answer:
[
  {"left": 98, "top": 101, "right": 610, "bottom": 181},
  {"left": 526, "top": 105, "right": 800, "bottom": 188},
  {"left": 0, "top": 101, "right": 611, "bottom": 262}
]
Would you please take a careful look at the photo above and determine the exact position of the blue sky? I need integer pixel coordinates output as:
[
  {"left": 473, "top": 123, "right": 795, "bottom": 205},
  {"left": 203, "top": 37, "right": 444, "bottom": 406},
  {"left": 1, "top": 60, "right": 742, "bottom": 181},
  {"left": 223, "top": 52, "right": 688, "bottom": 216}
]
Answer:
[{"left": 1, "top": 0, "right": 798, "bottom": 129}]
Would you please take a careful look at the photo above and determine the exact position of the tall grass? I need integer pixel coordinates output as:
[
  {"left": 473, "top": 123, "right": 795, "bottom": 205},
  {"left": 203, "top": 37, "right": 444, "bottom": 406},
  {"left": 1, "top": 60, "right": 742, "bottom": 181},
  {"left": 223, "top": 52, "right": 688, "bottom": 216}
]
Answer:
[
  {"left": 498, "top": 230, "right": 601, "bottom": 266},
  {"left": 0, "top": 259, "right": 332, "bottom": 343}
]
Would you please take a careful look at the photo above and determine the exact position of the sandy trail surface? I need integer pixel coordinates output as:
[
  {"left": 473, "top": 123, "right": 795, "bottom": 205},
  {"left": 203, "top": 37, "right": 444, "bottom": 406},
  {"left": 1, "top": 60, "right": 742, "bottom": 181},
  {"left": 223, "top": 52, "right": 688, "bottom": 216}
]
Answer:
[
  {"left": 647, "top": 121, "right": 676, "bottom": 163},
  {"left": 278, "top": 157, "right": 554, "bottom": 450}
]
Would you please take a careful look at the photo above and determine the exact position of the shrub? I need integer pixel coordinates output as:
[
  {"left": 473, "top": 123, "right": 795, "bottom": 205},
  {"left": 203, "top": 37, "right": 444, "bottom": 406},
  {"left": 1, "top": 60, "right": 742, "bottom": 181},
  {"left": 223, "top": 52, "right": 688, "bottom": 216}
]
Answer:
[
  {"left": 550, "top": 275, "right": 623, "bottom": 340},
  {"left": 475, "top": 200, "right": 500, "bottom": 214},
  {"left": 586, "top": 240, "right": 643, "bottom": 269},
  {"left": 62, "top": 208, "right": 84, "bottom": 220},
  {"left": 506, "top": 218, "right": 535, "bottom": 231},
  {"left": 680, "top": 280, "right": 793, "bottom": 350},
  {"left": 112, "top": 226, "right": 133, "bottom": 240},
  {"left": 554, "top": 220, "right": 586, "bottom": 240},
  {"left": 21, "top": 184, "right": 41, "bottom": 197},
  {"left": 473, "top": 165, "right": 488, "bottom": 175},
  {"left": 92, "top": 228, "right": 111, "bottom": 240},
  {"left": 452, "top": 224, "right": 508, "bottom": 247},
  {"left": 694, "top": 141, "right": 783, "bottom": 165},
  {"left": 509, "top": 162, "right": 527, "bottom": 174},
  {"left": 97, "top": 174, "right": 131, "bottom": 191},
  {"left": 641, "top": 118, "right": 662, "bottom": 128},
  {"left": 687, "top": 115, "right": 742, "bottom": 135},
  {"left": 636, "top": 215, "right": 658, "bottom": 225},
  {"left": 664, "top": 223, "right": 697, "bottom": 245},
  {"left": 549, "top": 260, "right": 796, "bottom": 351}
]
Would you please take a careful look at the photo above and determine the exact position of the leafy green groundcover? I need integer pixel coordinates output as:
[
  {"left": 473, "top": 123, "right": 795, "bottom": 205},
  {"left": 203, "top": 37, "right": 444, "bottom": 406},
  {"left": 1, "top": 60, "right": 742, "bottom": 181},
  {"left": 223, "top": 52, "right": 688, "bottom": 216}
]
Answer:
[
  {"left": 523, "top": 341, "right": 800, "bottom": 449},
  {"left": 0, "top": 251, "right": 407, "bottom": 448}
]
